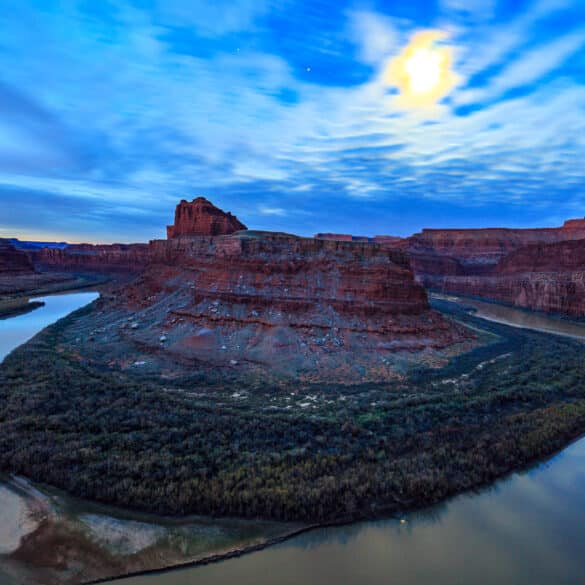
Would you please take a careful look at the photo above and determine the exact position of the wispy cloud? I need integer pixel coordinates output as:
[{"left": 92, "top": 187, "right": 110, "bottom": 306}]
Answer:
[{"left": 0, "top": 0, "right": 584, "bottom": 241}]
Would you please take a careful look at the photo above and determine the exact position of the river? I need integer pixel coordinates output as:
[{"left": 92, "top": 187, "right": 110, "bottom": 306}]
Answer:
[
  {"left": 114, "top": 437, "right": 585, "bottom": 585},
  {"left": 431, "top": 293, "right": 585, "bottom": 340},
  {"left": 1, "top": 292, "right": 585, "bottom": 584},
  {"left": 0, "top": 292, "right": 99, "bottom": 362}
]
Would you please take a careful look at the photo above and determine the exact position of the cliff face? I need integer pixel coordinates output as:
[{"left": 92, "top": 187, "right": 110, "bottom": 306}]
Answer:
[
  {"left": 33, "top": 244, "right": 150, "bottom": 273},
  {"left": 321, "top": 218, "right": 585, "bottom": 316},
  {"left": 406, "top": 222, "right": 585, "bottom": 280},
  {"left": 439, "top": 272, "right": 585, "bottom": 316},
  {"left": 496, "top": 239, "right": 585, "bottom": 274},
  {"left": 427, "top": 232, "right": 585, "bottom": 316},
  {"left": 147, "top": 231, "right": 429, "bottom": 317},
  {"left": 0, "top": 239, "right": 36, "bottom": 275},
  {"left": 94, "top": 224, "right": 469, "bottom": 381},
  {"left": 167, "top": 197, "right": 246, "bottom": 238}
]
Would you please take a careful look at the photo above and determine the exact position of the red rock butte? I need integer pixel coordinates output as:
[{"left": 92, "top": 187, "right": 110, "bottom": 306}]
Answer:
[
  {"left": 166, "top": 197, "right": 247, "bottom": 238},
  {"left": 85, "top": 198, "right": 471, "bottom": 381}
]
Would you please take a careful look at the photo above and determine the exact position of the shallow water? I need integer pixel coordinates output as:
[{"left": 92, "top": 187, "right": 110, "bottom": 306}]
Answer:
[{"left": 0, "top": 292, "right": 98, "bottom": 362}]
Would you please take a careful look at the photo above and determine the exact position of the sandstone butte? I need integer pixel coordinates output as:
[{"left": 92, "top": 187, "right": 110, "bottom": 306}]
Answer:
[
  {"left": 79, "top": 198, "right": 469, "bottom": 382},
  {"left": 166, "top": 196, "right": 247, "bottom": 238},
  {"left": 30, "top": 197, "right": 245, "bottom": 273},
  {"left": 0, "top": 239, "right": 36, "bottom": 275}
]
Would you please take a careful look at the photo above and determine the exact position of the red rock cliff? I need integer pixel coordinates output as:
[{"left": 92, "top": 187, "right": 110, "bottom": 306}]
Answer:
[
  {"left": 404, "top": 219, "right": 585, "bottom": 287},
  {"left": 0, "top": 239, "right": 36, "bottom": 274},
  {"left": 94, "top": 204, "right": 470, "bottom": 381},
  {"left": 167, "top": 197, "right": 247, "bottom": 238},
  {"left": 33, "top": 243, "right": 150, "bottom": 273},
  {"left": 433, "top": 235, "right": 585, "bottom": 315},
  {"left": 323, "top": 218, "right": 585, "bottom": 316}
]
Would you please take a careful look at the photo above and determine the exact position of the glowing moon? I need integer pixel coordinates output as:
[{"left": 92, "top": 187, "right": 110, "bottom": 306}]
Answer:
[{"left": 384, "top": 30, "right": 459, "bottom": 108}]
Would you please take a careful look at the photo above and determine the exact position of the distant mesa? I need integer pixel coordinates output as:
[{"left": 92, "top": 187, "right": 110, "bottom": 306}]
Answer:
[
  {"left": 167, "top": 197, "right": 247, "bottom": 239},
  {"left": 562, "top": 218, "right": 585, "bottom": 230},
  {"left": 315, "top": 233, "right": 369, "bottom": 242},
  {"left": 0, "top": 238, "right": 36, "bottom": 275},
  {"left": 314, "top": 234, "right": 404, "bottom": 245}
]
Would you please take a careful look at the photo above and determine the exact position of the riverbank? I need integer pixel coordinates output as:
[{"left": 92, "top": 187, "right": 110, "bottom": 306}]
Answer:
[
  {"left": 2, "top": 295, "right": 585, "bottom": 584},
  {"left": 107, "top": 434, "right": 585, "bottom": 585},
  {"left": 0, "top": 474, "right": 303, "bottom": 585},
  {"left": 3, "top": 299, "right": 585, "bottom": 518},
  {"left": 0, "top": 299, "right": 45, "bottom": 320},
  {"left": 430, "top": 292, "right": 585, "bottom": 339},
  {"left": 100, "top": 428, "right": 585, "bottom": 585},
  {"left": 0, "top": 272, "right": 110, "bottom": 319}
]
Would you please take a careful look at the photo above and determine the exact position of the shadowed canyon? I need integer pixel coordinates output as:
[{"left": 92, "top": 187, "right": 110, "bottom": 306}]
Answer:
[{"left": 1, "top": 199, "right": 585, "bottom": 584}]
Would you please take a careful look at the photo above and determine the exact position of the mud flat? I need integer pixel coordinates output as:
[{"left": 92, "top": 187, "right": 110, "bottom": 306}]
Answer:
[{"left": 0, "top": 475, "right": 300, "bottom": 585}]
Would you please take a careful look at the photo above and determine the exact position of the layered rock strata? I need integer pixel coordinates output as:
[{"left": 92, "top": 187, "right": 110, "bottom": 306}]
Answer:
[
  {"left": 315, "top": 219, "right": 585, "bottom": 316},
  {"left": 438, "top": 238, "right": 585, "bottom": 315},
  {"left": 406, "top": 219, "right": 585, "bottom": 286},
  {"left": 104, "top": 230, "right": 468, "bottom": 380},
  {"left": 76, "top": 199, "right": 471, "bottom": 381},
  {"left": 32, "top": 244, "right": 150, "bottom": 273},
  {"left": 167, "top": 197, "right": 246, "bottom": 238},
  {"left": 0, "top": 239, "right": 36, "bottom": 274}
]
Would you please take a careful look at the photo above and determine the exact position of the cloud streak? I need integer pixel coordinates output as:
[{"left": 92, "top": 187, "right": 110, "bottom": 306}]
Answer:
[{"left": 0, "top": 0, "right": 584, "bottom": 241}]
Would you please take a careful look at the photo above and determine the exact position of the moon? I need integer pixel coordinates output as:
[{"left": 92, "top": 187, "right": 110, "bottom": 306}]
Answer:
[{"left": 384, "top": 30, "right": 458, "bottom": 108}]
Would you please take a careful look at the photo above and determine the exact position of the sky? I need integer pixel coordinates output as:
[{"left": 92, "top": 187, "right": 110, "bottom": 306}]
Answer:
[{"left": 0, "top": 0, "right": 584, "bottom": 243}]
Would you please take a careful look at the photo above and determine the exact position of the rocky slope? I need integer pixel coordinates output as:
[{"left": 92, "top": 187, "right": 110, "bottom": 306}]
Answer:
[{"left": 69, "top": 200, "right": 470, "bottom": 382}]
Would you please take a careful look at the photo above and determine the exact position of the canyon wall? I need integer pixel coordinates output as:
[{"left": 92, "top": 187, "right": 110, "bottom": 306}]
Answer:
[
  {"left": 406, "top": 219, "right": 585, "bottom": 284},
  {"left": 437, "top": 238, "right": 585, "bottom": 315},
  {"left": 439, "top": 272, "right": 585, "bottom": 316},
  {"left": 84, "top": 199, "right": 471, "bottom": 382},
  {"left": 320, "top": 219, "right": 585, "bottom": 316},
  {"left": 148, "top": 231, "right": 429, "bottom": 317},
  {"left": 0, "top": 239, "right": 36, "bottom": 275},
  {"left": 32, "top": 243, "right": 150, "bottom": 273},
  {"left": 408, "top": 222, "right": 585, "bottom": 316}
]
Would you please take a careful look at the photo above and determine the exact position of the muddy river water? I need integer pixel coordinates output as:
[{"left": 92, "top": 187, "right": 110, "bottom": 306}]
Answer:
[{"left": 1, "top": 292, "right": 585, "bottom": 584}]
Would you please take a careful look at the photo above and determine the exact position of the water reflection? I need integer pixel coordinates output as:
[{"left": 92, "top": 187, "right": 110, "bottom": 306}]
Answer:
[
  {"left": 113, "top": 430, "right": 585, "bottom": 585},
  {"left": 432, "top": 294, "right": 585, "bottom": 340},
  {"left": 0, "top": 292, "right": 98, "bottom": 362}
]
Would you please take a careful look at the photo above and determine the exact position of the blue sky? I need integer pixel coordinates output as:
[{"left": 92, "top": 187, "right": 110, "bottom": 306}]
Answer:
[{"left": 1, "top": 0, "right": 584, "bottom": 242}]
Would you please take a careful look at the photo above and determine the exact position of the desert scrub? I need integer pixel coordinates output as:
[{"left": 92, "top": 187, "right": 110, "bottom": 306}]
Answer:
[{"left": 1, "top": 300, "right": 585, "bottom": 522}]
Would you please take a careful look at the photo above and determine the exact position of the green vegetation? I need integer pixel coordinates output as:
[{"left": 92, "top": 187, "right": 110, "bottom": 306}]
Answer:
[{"left": 1, "top": 300, "right": 584, "bottom": 522}]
